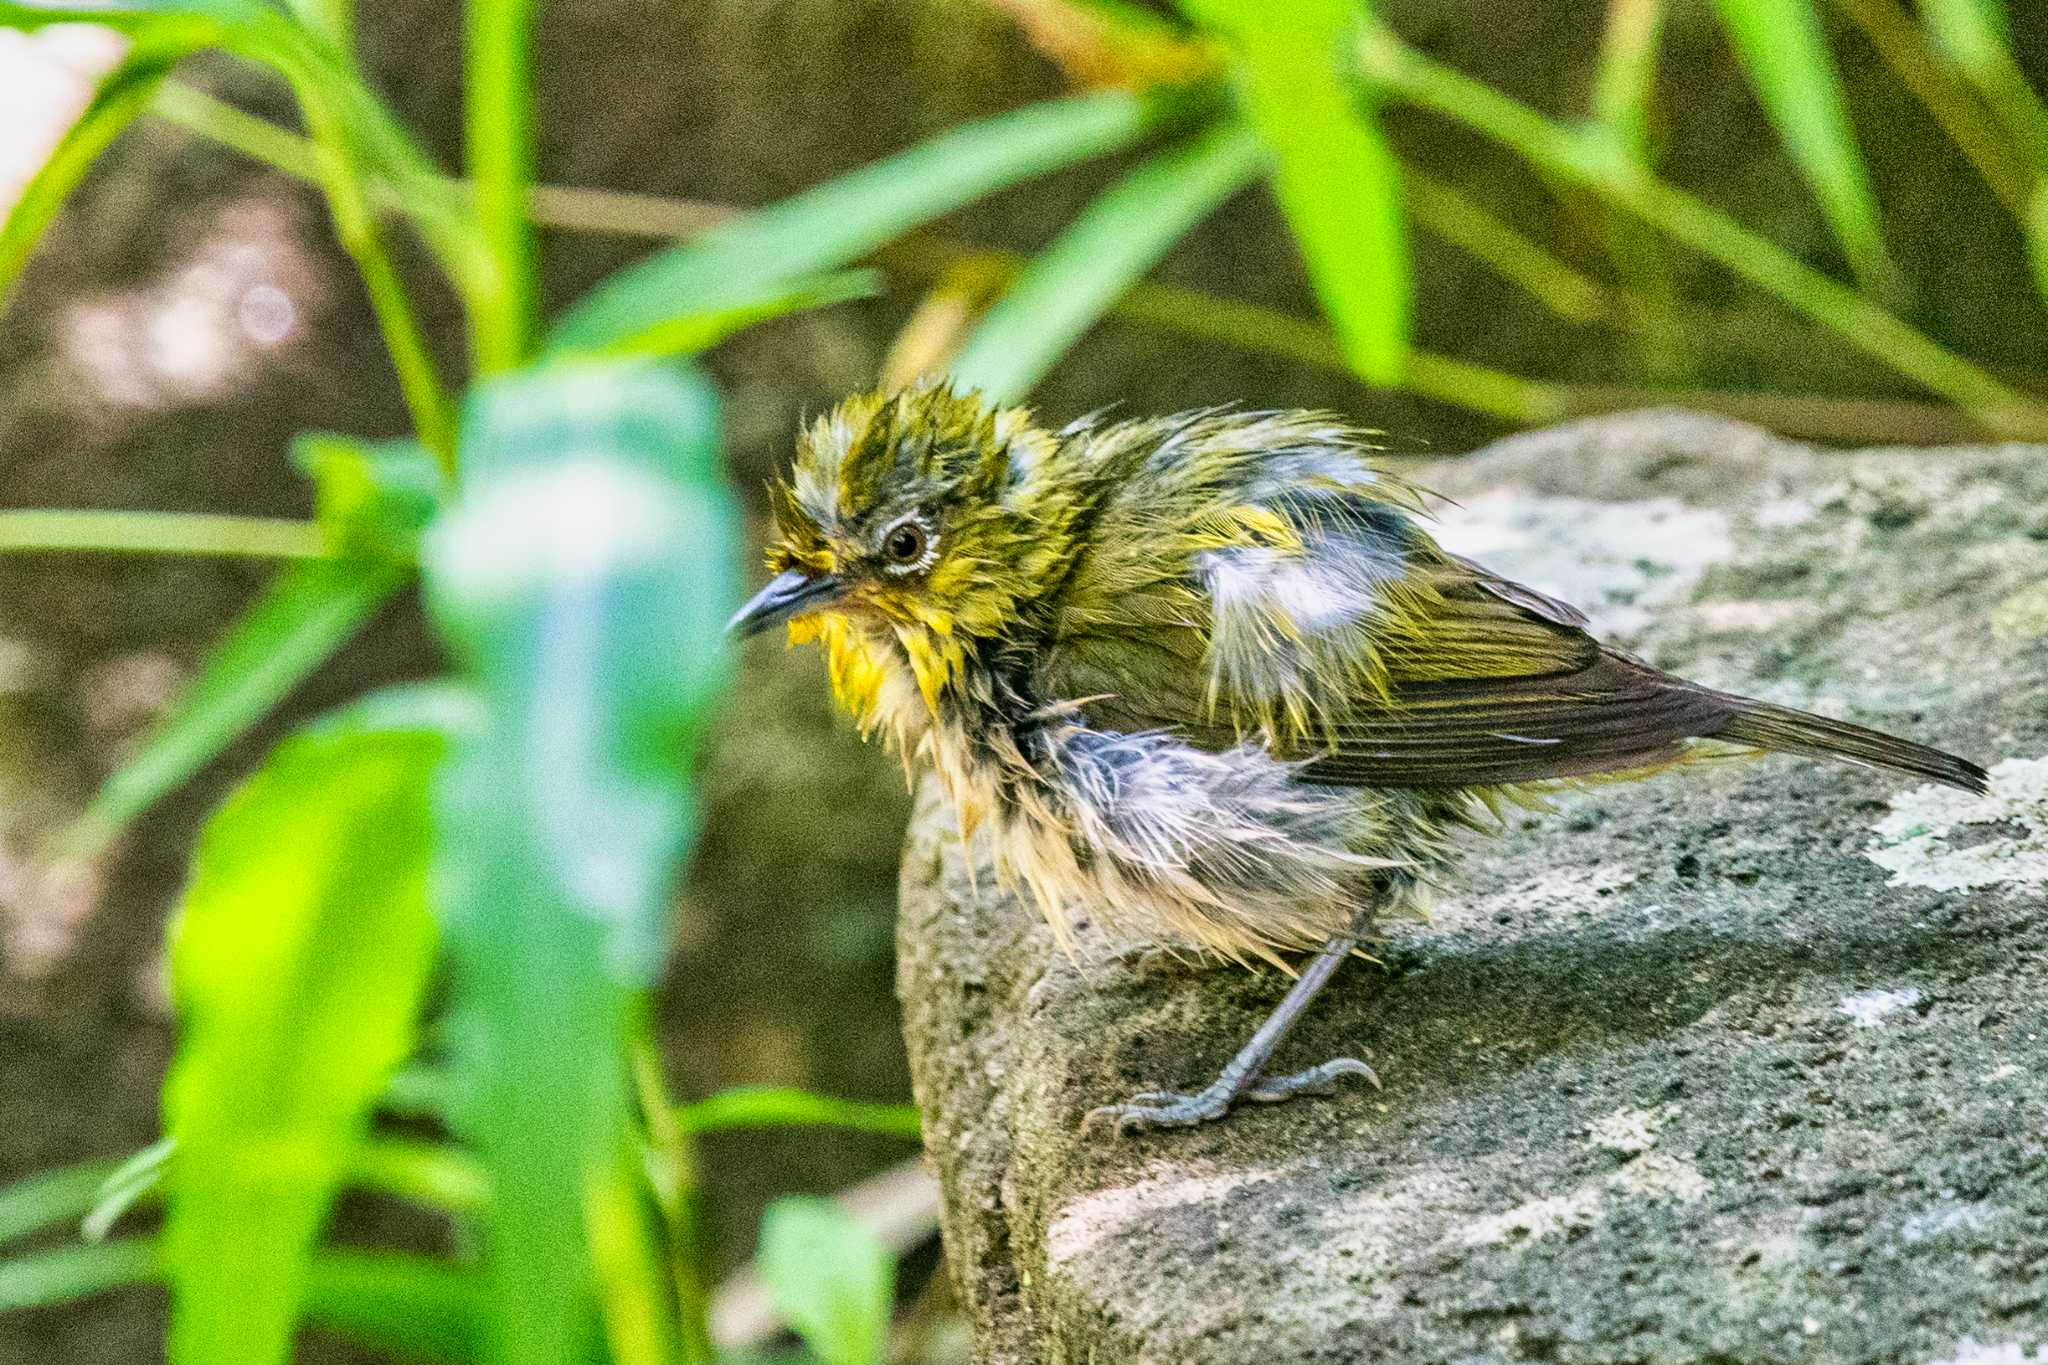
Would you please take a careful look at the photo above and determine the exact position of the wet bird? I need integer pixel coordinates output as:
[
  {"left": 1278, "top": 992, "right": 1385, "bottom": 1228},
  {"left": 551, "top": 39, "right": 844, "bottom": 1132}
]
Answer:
[{"left": 730, "top": 382, "right": 1988, "bottom": 1133}]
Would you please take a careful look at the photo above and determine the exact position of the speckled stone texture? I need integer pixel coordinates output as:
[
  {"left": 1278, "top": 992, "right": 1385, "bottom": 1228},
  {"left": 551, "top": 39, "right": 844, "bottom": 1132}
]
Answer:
[{"left": 894, "top": 411, "right": 2048, "bottom": 1365}]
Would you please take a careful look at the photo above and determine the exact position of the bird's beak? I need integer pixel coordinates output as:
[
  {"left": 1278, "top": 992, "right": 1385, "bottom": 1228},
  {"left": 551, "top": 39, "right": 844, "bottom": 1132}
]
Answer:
[{"left": 727, "top": 568, "right": 843, "bottom": 640}]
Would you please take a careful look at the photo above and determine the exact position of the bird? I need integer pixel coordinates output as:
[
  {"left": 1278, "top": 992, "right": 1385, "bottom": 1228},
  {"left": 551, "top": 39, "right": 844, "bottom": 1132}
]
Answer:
[{"left": 729, "top": 381, "right": 1989, "bottom": 1134}]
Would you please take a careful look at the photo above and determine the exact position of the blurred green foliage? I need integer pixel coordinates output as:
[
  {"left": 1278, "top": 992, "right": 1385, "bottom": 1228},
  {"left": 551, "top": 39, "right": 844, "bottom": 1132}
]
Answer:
[{"left": 0, "top": 0, "right": 2045, "bottom": 1361}]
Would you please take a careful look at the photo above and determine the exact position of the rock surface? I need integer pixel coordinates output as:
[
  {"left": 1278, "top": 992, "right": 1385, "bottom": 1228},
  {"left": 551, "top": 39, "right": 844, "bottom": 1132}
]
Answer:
[{"left": 895, "top": 411, "right": 2048, "bottom": 1365}]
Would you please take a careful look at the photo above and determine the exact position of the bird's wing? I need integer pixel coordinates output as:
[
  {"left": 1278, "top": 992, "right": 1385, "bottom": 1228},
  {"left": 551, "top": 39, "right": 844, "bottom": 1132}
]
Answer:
[{"left": 1042, "top": 469, "right": 1735, "bottom": 789}]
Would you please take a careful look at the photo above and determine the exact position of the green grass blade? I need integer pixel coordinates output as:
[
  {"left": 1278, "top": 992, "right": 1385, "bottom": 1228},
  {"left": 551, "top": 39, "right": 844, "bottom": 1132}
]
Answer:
[
  {"left": 0, "top": 16, "right": 220, "bottom": 312},
  {"left": 1591, "top": 0, "right": 1666, "bottom": 159},
  {"left": 0, "top": 510, "right": 326, "bottom": 559},
  {"left": 1921, "top": 0, "right": 2048, "bottom": 174},
  {"left": 1920, "top": 0, "right": 2015, "bottom": 83},
  {"left": 2028, "top": 183, "right": 2048, "bottom": 309},
  {"left": 1354, "top": 18, "right": 2048, "bottom": 434},
  {"left": 0, "top": 2, "right": 266, "bottom": 24},
  {"left": 547, "top": 90, "right": 1156, "bottom": 358},
  {"left": 675, "top": 1088, "right": 921, "bottom": 1141},
  {"left": 301, "top": 1252, "right": 484, "bottom": 1365},
  {"left": 290, "top": 432, "right": 445, "bottom": 556},
  {"left": 465, "top": 0, "right": 535, "bottom": 372},
  {"left": 63, "top": 559, "right": 405, "bottom": 858},
  {"left": 553, "top": 267, "right": 882, "bottom": 363},
  {"left": 1179, "top": 0, "right": 1410, "bottom": 383},
  {"left": 162, "top": 720, "right": 444, "bottom": 1365},
  {"left": 282, "top": 0, "right": 352, "bottom": 48},
  {"left": 950, "top": 120, "right": 1260, "bottom": 402},
  {"left": 0, "top": 1158, "right": 127, "bottom": 1246},
  {"left": 1710, "top": 0, "right": 1890, "bottom": 288},
  {"left": 0, "top": 1239, "right": 160, "bottom": 1312},
  {"left": 82, "top": 1139, "right": 176, "bottom": 1242},
  {"left": 757, "top": 1199, "right": 892, "bottom": 1365},
  {"left": 0, "top": 1238, "right": 480, "bottom": 1365},
  {"left": 344, "top": 1140, "right": 489, "bottom": 1216},
  {"left": 423, "top": 363, "right": 740, "bottom": 1365}
]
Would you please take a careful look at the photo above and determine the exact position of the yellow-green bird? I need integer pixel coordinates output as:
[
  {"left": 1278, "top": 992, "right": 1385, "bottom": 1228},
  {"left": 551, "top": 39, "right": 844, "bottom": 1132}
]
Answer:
[{"left": 730, "top": 382, "right": 1987, "bottom": 1134}]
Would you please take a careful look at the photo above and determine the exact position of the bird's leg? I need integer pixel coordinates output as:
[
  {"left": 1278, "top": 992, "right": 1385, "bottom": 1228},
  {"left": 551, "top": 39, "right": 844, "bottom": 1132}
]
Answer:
[{"left": 1082, "top": 914, "right": 1379, "bottom": 1136}]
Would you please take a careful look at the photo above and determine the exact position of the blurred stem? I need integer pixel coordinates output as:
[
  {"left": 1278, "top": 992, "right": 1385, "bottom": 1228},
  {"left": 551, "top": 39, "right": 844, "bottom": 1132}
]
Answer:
[
  {"left": 1604, "top": 216, "right": 1690, "bottom": 383},
  {"left": 217, "top": 15, "right": 461, "bottom": 469},
  {"left": 1923, "top": 0, "right": 2048, "bottom": 165},
  {"left": 284, "top": 69, "right": 458, "bottom": 469},
  {"left": 630, "top": 1023, "right": 714, "bottom": 1365},
  {"left": 1913, "top": 0, "right": 2048, "bottom": 312},
  {"left": 155, "top": 80, "right": 1601, "bottom": 334},
  {"left": 158, "top": 75, "right": 2036, "bottom": 440},
  {"left": 157, "top": 82, "right": 734, "bottom": 243},
  {"left": 320, "top": 0, "right": 353, "bottom": 49},
  {"left": 980, "top": 0, "right": 1221, "bottom": 88},
  {"left": 1830, "top": 0, "right": 2031, "bottom": 216},
  {"left": 587, "top": 1138, "right": 684, "bottom": 1365},
  {"left": 347, "top": 1139, "right": 489, "bottom": 1214},
  {"left": 1354, "top": 20, "right": 2048, "bottom": 436},
  {"left": 1590, "top": 0, "right": 1690, "bottom": 383},
  {"left": 881, "top": 258, "right": 1010, "bottom": 389},
  {"left": 157, "top": 80, "right": 309, "bottom": 178},
  {"left": 2030, "top": 186, "right": 2048, "bottom": 309},
  {"left": 465, "top": 0, "right": 538, "bottom": 373},
  {"left": 324, "top": 203, "right": 458, "bottom": 467},
  {"left": 1105, "top": 275, "right": 1995, "bottom": 442},
  {"left": 1403, "top": 171, "right": 1607, "bottom": 322},
  {"left": 1592, "top": 0, "right": 1664, "bottom": 156},
  {"left": 674, "top": 1088, "right": 924, "bottom": 1140},
  {"left": 0, "top": 510, "right": 327, "bottom": 559}
]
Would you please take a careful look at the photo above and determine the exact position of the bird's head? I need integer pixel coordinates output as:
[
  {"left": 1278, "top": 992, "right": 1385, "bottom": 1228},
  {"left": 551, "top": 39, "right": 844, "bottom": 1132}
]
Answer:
[{"left": 730, "top": 382, "right": 1075, "bottom": 648}]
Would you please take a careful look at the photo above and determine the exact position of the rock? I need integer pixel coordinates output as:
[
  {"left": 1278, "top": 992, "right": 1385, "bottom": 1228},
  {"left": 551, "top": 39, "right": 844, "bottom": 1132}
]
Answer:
[{"left": 894, "top": 410, "right": 2048, "bottom": 1365}]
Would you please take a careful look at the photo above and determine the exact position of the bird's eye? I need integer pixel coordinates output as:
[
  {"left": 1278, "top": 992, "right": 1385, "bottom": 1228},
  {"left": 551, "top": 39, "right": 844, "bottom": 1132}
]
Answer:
[{"left": 881, "top": 520, "right": 929, "bottom": 568}]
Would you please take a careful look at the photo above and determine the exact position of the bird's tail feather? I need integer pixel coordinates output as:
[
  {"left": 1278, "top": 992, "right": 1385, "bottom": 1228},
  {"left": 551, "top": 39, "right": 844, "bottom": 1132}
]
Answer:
[{"left": 1714, "top": 698, "right": 1987, "bottom": 794}]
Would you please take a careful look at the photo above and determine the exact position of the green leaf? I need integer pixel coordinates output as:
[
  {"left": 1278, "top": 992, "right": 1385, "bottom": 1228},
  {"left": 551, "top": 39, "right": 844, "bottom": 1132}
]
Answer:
[
  {"left": 302, "top": 1252, "right": 484, "bottom": 1365},
  {"left": 0, "top": 1157, "right": 127, "bottom": 1246},
  {"left": 1920, "top": 0, "right": 2014, "bottom": 81},
  {"left": 553, "top": 267, "right": 882, "bottom": 363},
  {"left": 0, "top": 1239, "right": 482, "bottom": 1365},
  {"left": 1919, "top": 0, "right": 2048, "bottom": 170},
  {"left": 380, "top": 1062, "right": 457, "bottom": 1120},
  {"left": 0, "top": 509, "right": 326, "bottom": 559},
  {"left": 162, "top": 721, "right": 444, "bottom": 1365},
  {"left": 1180, "top": 0, "right": 1409, "bottom": 383},
  {"left": 82, "top": 1138, "right": 176, "bottom": 1241},
  {"left": 0, "top": 2, "right": 266, "bottom": 26},
  {"left": 1590, "top": 0, "right": 1666, "bottom": 162},
  {"left": 345, "top": 1139, "right": 490, "bottom": 1216},
  {"left": 290, "top": 432, "right": 445, "bottom": 559},
  {"left": 547, "top": 91, "right": 1156, "bottom": 358},
  {"left": 422, "top": 361, "right": 740, "bottom": 1365},
  {"left": 0, "top": 14, "right": 222, "bottom": 311},
  {"left": 0, "top": 1239, "right": 160, "bottom": 1313},
  {"left": 64, "top": 559, "right": 406, "bottom": 857},
  {"left": 950, "top": 120, "right": 1260, "bottom": 402},
  {"left": 757, "top": 1198, "right": 892, "bottom": 1365},
  {"left": 677, "top": 1087, "right": 921, "bottom": 1141},
  {"left": 1710, "top": 0, "right": 1889, "bottom": 289},
  {"left": 2027, "top": 183, "right": 2048, "bottom": 310}
]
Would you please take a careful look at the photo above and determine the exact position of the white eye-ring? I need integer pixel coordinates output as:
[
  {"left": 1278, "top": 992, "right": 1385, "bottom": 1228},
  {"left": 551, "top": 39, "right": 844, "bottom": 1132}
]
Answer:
[{"left": 879, "top": 518, "right": 936, "bottom": 574}]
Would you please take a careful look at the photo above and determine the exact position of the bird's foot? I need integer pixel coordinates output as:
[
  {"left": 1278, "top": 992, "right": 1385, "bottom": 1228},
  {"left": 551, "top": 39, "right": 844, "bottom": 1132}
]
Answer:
[{"left": 1081, "top": 1055, "right": 1378, "bottom": 1136}]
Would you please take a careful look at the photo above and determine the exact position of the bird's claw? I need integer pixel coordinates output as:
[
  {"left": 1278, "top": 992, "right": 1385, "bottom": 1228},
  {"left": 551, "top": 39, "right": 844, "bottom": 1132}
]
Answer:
[
  {"left": 1082, "top": 1083, "right": 1237, "bottom": 1135},
  {"left": 1081, "top": 1056, "right": 1378, "bottom": 1136},
  {"left": 1242, "top": 1056, "right": 1379, "bottom": 1103}
]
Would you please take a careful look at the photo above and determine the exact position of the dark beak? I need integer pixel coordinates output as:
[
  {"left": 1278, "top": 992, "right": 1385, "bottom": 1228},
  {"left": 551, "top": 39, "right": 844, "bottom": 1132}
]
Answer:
[{"left": 727, "top": 568, "right": 842, "bottom": 640}]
